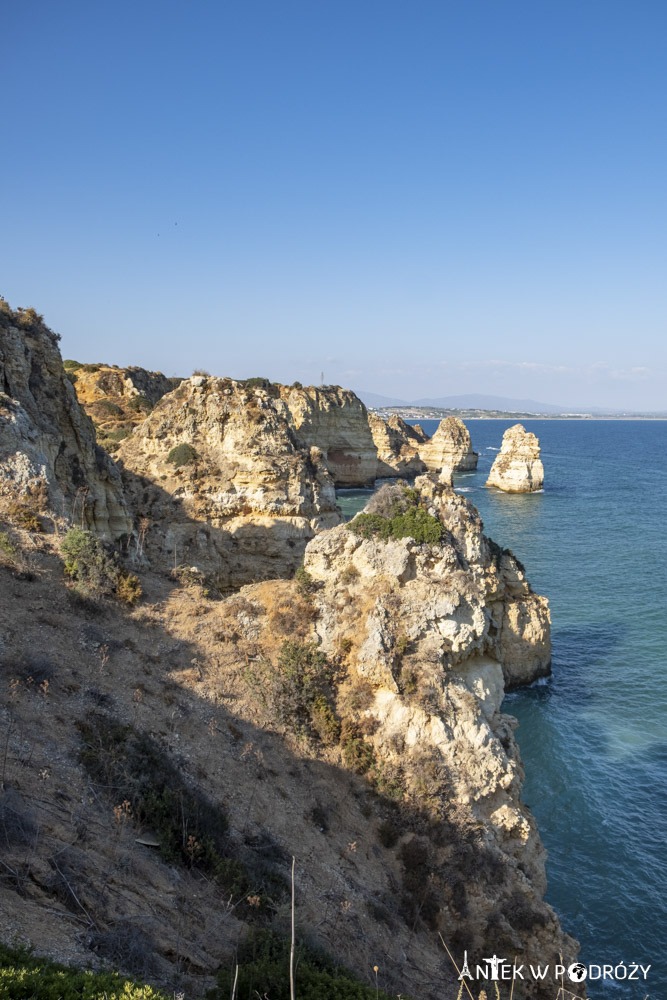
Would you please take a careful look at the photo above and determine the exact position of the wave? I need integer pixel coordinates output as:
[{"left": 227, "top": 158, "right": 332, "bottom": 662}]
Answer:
[
  {"left": 486, "top": 446, "right": 499, "bottom": 450},
  {"left": 456, "top": 487, "right": 475, "bottom": 492}
]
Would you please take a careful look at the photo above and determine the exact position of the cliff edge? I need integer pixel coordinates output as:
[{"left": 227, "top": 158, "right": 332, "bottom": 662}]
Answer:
[{"left": 0, "top": 303, "right": 130, "bottom": 537}]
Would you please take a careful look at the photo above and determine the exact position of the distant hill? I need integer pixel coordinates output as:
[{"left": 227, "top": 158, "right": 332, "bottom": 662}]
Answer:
[
  {"left": 355, "top": 390, "right": 410, "bottom": 408},
  {"left": 410, "top": 393, "right": 566, "bottom": 414}
]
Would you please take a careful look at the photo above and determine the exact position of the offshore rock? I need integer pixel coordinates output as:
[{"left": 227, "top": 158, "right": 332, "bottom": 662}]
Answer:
[
  {"left": 0, "top": 304, "right": 130, "bottom": 537},
  {"left": 419, "top": 416, "right": 478, "bottom": 476},
  {"left": 116, "top": 376, "right": 342, "bottom": 585},
  {"left": 368, "top": 413, "right": 427, "bottom": 478},
  {"left": 486, "top": 424, "right": 544, "bottom": 493}
]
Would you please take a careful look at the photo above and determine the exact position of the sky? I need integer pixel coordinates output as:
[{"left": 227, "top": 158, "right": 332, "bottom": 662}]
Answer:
[{"left": 2, "top": 0, "right": 667, "bottom": 410}]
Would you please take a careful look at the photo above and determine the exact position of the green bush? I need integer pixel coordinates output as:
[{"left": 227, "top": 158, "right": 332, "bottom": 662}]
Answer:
[
  {"left": 61, "top": 528, "right": 116, "bottom": 594},
  {"left": 347, "top": 487, "right": 443, "bottom": 545},
  {"left": 295, "top": 566, "right": 315, "bottom": 598},
  {"left": 0, "top": 943, "right": 166, "bottom": 1000},
  {"left": 63, "top": 359, "right": 83, "bottom": 370},
  {"left": 213, "top": 927, "right": 402, "bottom": 1000},
  {"left": 341, "top": 735, "right": 375, "bottom": 774},
  {"left": 244, "top": 641, "right": 340, "bottom": 743},
  {"left": 166, "top": 443, "right": 198, "bottom": 467},
  {"left": 97, "top": 399, "right": 123, "bottom": 416},
  {"left": 0, "top": 532, "right": 17, "bottom": 561},
  {"left": 128, "top": 395, "right": 153, "bottom": 414},
  {"left": 60, "top": 529, "right": 141, "bottom": 604},
  {"left": 242, "top": 376, "right": 272, "bottom": 389}
]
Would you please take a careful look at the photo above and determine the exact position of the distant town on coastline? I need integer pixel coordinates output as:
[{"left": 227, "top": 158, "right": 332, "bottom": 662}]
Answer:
[{"left": 357, "top": 391, "right": 667, "bottom": 420}]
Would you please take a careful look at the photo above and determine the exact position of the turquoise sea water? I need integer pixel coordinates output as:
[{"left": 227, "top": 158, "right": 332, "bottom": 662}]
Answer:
[{"left": 337, "top": 420, "right": 667, "bottom": 998}]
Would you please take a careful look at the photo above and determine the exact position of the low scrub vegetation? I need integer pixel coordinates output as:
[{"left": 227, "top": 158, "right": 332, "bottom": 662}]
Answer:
[
  {"left": 61, "top": 528, "right": 141, "bottom": 604},
  {"left": 214, "top": 927, "right": 402, "bottom": 1000},
  {"left": 76, "top": 716, "right": 283, "bottom": 913},
  {"left": 245, "top": 641, "right": 340, "bottom": 745},
  {"left": 347, "top": 485, "right": 443, "bottom": 545},
  {"left": 0, "top": 943, "right": 167, "bottom": 1000},
  {"left": 166, "top": 443, "right": 198, "bottom": 467}
]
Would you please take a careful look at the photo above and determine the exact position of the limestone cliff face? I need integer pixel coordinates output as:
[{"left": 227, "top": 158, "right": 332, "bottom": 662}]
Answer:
[
  {"left": 368, "top": 413, "right": 427, "bottom": 478},
  {"left": 116, "top": 376, "right": 342, "bottom": 585},
  {"left": 486, "top": 424, "right": 544, "bottom": 493},
  {"left": 419, "top": 416, "right": 479, "bottom": 474},
  {"left": 0, "top": 305, "right": 130, "bottom": 537},
  {"left": 280, "top": 385, "right": 377, "bottom": 485},
  {"left": 298, "top": 477, "right": 566, "bottom": 987},
  {"left": 72, "top": 364, "right": 179, "bottom": 454},
  {"left": 74, "top": 364, "right": 176, "bottom": 408}
]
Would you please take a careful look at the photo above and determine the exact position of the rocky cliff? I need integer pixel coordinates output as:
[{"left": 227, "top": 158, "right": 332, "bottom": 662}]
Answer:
[
  {"left": 0, "top": 482, "right": 575, "bottom": 1000},
  {"left": 116, "top": 375, "right": 342, "bottom": 586},
  {"left": 419, "top": 416, "right": 479, "bottom": 474},
  {"left": 280, "top": 384, "right": 377, "bottom": 485},
  {"left": 368, "top": 413, "right": 427, "bottom": 477},
  {"left": 298, "top": 478, "right": 563, "bottom": 985},
  {"left": 486, "top": 424, "right": 544, "bottom": 493},
  {"left": 71, "top": 363, "right": 179, "bottom": 453},
  {"left": 0, "top": 303, "right": 130, "bottom": 537}
]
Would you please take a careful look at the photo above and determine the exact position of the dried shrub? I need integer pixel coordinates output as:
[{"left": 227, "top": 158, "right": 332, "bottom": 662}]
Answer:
[
  {"left": 88, "top": 920, "right": 159, "bottom": 978},
  {"left": 0, "top": 789, "right": 39, "bottom": 850},
  {"left": 340, "top": 564, "right": 360, "bottom": 584}
]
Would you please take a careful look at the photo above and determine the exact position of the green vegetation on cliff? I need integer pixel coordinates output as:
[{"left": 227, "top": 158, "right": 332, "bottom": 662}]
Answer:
[
  {"left": 347, "top": 485, "right": 443, "bottom": 544},
  {"left": 0, "top": 945, "right": 166, "bottom": 1000}
]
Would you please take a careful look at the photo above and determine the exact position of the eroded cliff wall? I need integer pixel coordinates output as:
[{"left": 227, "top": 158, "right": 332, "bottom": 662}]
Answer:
[
  {"left": 0, "top": 305, "right": 130, "bottom": 537},
  {"left": 116, "top": 376, "right": 342, "bottom": 585}
]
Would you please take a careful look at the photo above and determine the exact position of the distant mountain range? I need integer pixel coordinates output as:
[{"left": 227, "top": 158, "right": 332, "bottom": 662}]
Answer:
[{"left": 356, "top": 391, "right": 568, "bottom": 413}]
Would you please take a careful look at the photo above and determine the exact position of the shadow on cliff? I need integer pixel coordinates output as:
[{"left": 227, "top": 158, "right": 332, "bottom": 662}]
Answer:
[
  {"left": 0, "top": 554, "right": 473, "bottom": 1000},
  {"left": 116, "top": 461, "right": 338, "bottom": 590}
]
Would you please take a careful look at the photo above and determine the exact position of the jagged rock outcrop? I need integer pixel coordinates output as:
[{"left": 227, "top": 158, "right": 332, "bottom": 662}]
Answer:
[
  {"left": 0, "top": 304, "right": 130, "bottom": 537},
  {"left": 296, "top": 477, "right": 569, "bottom": 991},
  {"left": 368, "top": 413, "right": 427, "bottom": 477},
  {"left": 419, "top": 416, "right": 478, "bottom": 475},
  {"left": 486, "top": 424, "right": 544, "bottom": 493},
  {"left": 116, "top": 375, "right": 342, "bottom": 585},
  {"left": 71, "top": 363, "right": 180, "bottom": 453},
  {"left": 280, "top": 384, "right": 377, "bottom": 485}
]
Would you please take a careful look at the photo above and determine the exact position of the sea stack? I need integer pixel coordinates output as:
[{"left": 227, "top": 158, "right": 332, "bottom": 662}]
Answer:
[
  {"left": 486, "top": 423, "right": 544, "bottom": 493},
  {"left": 368, "top": 412, "right": 427, "bottom": 478},
  {"left": 419, "top": 416, "right": 478, "bottom": 476}
]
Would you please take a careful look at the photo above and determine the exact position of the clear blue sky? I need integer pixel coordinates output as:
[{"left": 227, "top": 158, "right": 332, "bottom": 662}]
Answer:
[{"left": 3, "top": 0, "right": 667, "bottom": 409}]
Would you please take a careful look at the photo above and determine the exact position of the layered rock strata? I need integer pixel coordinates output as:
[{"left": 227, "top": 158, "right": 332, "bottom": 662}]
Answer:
[
  {"left": 368, "top": 412, "right": 427, "bottom": 477},
  {"left": 0, "top": 304, "right": 130, "bottom": 537},
  {"left": 419, "top": 416, "right": 479, "bottom": 475},
  {"left": 279, "top": 384, "right": 377, "bottom": 485},
  {"left": 116, "top": 376, "right": 342, "bottom": 585},
  {"left": 486, "top": 424, "right": 544, "bottom": 493}
]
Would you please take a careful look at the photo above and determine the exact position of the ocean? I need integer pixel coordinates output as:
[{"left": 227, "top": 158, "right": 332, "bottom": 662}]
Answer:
[{"left": 337, "top": 419, "right": 667, "bottom": 998}]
